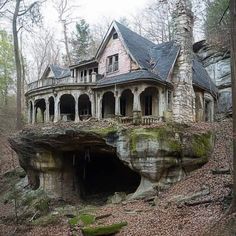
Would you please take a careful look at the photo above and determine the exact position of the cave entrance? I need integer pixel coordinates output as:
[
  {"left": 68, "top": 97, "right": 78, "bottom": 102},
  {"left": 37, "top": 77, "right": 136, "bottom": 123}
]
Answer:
[{"left": 66, "top": 150, "right": 141, "bottom": 203}]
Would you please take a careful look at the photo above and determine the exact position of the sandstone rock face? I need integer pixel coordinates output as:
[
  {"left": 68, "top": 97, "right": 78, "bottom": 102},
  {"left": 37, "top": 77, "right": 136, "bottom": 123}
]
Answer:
[
  {"left": 9, "top": 123, "right": 214, "bottom": 201},
  {"left": 194, "top": 41, "right": 231, "bottom": 114}
]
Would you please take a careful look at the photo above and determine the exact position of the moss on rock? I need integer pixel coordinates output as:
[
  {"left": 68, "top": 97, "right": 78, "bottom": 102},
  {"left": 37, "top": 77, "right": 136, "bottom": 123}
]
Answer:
[{"left": 82, "top": 222, "right": 127, "bottom": 236}]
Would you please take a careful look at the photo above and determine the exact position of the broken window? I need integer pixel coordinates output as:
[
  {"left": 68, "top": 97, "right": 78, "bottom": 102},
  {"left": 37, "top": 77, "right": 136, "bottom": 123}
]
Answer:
[
  {"left": 113, "top": 32, "right": 118, "bottom": 39},
  {"left": 107, "top": 54, "right": 119, "bottom": 73}
]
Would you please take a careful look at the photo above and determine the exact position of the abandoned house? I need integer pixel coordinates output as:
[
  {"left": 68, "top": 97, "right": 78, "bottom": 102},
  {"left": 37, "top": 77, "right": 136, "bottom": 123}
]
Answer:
[
  {"left": 10, "top": 2, "right": 219, "bottom": 202},
  {"left": 25, "top": 20, "right": 217, "bottom": 125}
]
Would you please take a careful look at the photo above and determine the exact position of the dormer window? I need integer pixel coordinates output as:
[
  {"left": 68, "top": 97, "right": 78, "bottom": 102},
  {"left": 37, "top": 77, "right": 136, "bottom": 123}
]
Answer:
[
  {"left": 113, "top": 32, "right": 118, "bottom": 39},
  {"left": 107, "top": 54, "right": 119, "bottom": 73}
]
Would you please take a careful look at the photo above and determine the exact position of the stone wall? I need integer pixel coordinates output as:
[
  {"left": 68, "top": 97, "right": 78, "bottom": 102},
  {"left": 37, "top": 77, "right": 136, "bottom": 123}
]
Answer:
[{"left": 172, "top": 0, "right": 195, "bottom": 123}]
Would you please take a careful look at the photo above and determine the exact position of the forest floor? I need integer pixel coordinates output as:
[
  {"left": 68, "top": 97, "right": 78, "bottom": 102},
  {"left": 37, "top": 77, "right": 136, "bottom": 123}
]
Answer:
[{"left": 0, "top": 119, "right": 236, "bottom": 236}]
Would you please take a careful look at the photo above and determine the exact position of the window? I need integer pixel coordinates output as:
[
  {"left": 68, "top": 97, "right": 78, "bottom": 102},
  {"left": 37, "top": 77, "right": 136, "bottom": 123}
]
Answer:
[
  {"left": 113, "top": 32, "right": 118, "bottom": 39},
  {"left": 107, "top": 54, "right": 119, "bottom": 73}
]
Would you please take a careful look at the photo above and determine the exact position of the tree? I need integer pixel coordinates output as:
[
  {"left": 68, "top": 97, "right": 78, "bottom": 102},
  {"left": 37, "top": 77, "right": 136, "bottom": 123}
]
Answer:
[
  {"left": 205, "top": 0, "right": 230, "bottom": 49},
  {"left": 132, "top": 0, "right": 174, "bottom": 43},
  {"left": 230, "top": 0, "right": 236, "bottom": 212},
  {"left": 53, "top": 0, "right": 79, "bottom": 66},
  {"left": 71, "top": 19, "right": 92, "bottom": 62},
  {"left": 29, "top": 30, "right": 61, "bottom": 81},
  {"left": 1, "top": 0, "right": 43, "bottom": 129},
  {"left": 0, "top": 30, "right": 14, "bottom": 105}
]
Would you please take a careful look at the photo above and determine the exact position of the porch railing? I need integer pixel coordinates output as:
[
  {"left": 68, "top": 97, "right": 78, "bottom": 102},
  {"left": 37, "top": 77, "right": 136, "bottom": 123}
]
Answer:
[{"left": 120, "top": 116, "right": 163, "bottom": 125}]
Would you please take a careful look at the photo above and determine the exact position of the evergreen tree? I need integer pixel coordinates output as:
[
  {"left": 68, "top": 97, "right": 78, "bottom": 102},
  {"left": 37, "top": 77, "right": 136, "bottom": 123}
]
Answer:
[{"left": 71, "top": 19, "right": 93, "bottom": 62}]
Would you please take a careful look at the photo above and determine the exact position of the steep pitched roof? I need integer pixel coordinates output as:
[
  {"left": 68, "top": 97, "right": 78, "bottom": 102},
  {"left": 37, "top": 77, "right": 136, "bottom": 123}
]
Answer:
[
  {"left": 192, "top": 59, "right": 218, "bottom": 95},
  {"left": 150, "top": 41, "right": 180, "bottom": 80},
  {"left": 114, "top": 21, "right": 156, "bottom": 69},
  {"left": 49, "top": 64, "right": 70, "bottom": 79}
]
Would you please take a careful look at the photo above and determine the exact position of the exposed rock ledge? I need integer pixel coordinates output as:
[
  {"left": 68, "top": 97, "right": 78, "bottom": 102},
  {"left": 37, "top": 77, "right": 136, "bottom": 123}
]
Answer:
[{"left": 9, "top": 121, "right": 214, "bottom": 202}]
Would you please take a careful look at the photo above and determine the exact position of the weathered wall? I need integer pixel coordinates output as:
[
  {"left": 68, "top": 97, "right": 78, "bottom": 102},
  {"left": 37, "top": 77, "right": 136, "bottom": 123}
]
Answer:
[{"left": 98, "top": 29, "right": 137, "bottom": 77}]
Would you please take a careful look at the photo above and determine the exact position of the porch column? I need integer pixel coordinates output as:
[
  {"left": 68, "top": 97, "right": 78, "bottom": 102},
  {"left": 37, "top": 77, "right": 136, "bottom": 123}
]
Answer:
[
  {"left": 91, "top": 94, "right": 96, "bottom": 117},
  {"left": 54, "top": 96, "right": 60, "bottom": 122},
  {"left": 74, "top": 94, "right": 80, "bottom": 122},
  {"left": 45, "top": 99, "right": 50, "bottom": 123},
  {"left": 132, "top": 90, "right": 141, "bottom": 125},
  {"left": 97, "top": 95, "right": 103, "bottom": 120},
  {"left": 159, "top": 88, "right": 165, "bottom": 117},
  {"left": 115, "top": 94, "right": 121, "bottom": 116},
  {"left": 133, "top": 91, "right": 141, "bottom": 112},
  {"left": 32, "top": 103, "right": 36, "bottom": 124}
]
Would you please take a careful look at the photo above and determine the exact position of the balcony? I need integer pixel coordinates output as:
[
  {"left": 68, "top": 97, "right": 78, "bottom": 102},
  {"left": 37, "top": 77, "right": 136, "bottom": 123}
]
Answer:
[{"left": 27, "top": 73, "right": 99, "bottom": 92}]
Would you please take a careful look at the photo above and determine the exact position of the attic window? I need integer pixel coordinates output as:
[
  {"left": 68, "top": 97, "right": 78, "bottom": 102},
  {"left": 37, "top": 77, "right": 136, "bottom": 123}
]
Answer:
[
  {"left": 113, "top": 33, "right": 118, "bottom": 39},
  {"left": 107, "top": 54, "right": 119, "bottom": 73}
]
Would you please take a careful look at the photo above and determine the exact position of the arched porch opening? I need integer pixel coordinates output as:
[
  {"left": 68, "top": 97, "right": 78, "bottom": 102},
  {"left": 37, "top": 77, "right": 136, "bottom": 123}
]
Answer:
[
  {"left": 49, "top": 96, "right": 55, "bottom": 122},
  {"left": 140, "top": 87, "right": 159, "bottom": 116},
  {"left": 60, "top": 94, "right": 75, "bottom": 121},
  {"left": 120, "top": 89, "right": 134, "bottom": 117},
  {"left": 78, "top": 94, "right": 91, "bottom": 121},
  {"left": 35, "top": 99, "right": 46, "bottom": 123},
  {"left": 102, "top": 91, "right": 115, "bottom": 118}
]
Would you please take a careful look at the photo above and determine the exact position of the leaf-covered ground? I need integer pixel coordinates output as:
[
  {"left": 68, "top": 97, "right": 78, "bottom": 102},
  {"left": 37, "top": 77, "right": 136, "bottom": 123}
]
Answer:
[{"left": 0, "top": 119, "right": 235, "bottom": 236}]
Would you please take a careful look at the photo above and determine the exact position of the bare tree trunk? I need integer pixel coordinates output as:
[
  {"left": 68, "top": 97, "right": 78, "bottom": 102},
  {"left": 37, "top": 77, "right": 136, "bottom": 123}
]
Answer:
[
  {"left": 63, "top": 21, "right": 71, "bottom": 65},
  {"left": 13, "top": 0, "right": 22, "bottom": 129},
  {"left": 230, "top": 0, "right": 236, "bottom": 212}
]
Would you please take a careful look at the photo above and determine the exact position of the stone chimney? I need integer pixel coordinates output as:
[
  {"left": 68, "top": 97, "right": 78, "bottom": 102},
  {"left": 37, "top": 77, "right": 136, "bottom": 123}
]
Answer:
[{"left": 172, "top": 0, "right": 195, "bottom": 123}]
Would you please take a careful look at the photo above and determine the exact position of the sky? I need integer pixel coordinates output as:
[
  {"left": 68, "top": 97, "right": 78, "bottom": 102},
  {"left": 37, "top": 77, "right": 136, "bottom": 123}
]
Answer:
[{"left": 42, "top": 0, "right": 148, "bottom": 31}]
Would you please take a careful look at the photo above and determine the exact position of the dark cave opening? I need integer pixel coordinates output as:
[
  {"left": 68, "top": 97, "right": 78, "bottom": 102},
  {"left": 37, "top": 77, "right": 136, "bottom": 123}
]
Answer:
[{"left": 64, "top": 150, "right": 141, "bottom": 202}]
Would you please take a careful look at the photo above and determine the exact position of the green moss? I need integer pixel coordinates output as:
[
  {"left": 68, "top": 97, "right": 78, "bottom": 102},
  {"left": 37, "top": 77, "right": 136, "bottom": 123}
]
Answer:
[
  {"left": 82, "top": 222, "right": 127, "bottom": 236},
  {"left": 191, "top": 132, "right": 212, "bottom": 157},
  {"left": 168, "top": 140, "right": 182, "bottom": 152},
  {"left": 68, "top": 216, "right": 79, "bottom": 227},
  {"left": 79, "top": 214, "right": 96, "bottom": 226},
  {"left": 92, "top": 126, "right": 118, "bottom": 138},
  {"left": 129, "top": 126, "right": 181, "bottom": 154},
  {"left": 69, "top": 214, "right": 95, "bottom": 228}
]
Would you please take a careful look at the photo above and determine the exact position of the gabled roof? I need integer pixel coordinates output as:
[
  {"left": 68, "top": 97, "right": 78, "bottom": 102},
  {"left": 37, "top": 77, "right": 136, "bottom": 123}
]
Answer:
[
  {"left": 192, "top": 59, "right": 218, "bottom": 95},
  {"left": 150, "top": 41, "right": 180, "bottom": 80},
  {"left": 41, "top": 64, "right": 70, "bottom": 80},
  {"left": 95, "top": 21, "right": 156, "bottom": 69},
  {"left": 50, "top": 64, "right": 70, "bottom": 79}
]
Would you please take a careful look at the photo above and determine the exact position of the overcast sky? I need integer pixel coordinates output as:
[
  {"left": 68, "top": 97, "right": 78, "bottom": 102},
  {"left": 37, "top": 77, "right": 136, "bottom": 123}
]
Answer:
[{"left": 42, "top": 0, "right": 148, "bottom": 30}]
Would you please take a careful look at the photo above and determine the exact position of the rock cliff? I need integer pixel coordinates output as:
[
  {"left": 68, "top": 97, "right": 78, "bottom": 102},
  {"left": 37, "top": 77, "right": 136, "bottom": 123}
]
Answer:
[
  {"left": 194, "top": 40, "right": 231, "bottom": 115},
  {"left": 9, "top": 121, "right": 214, "bottom": 202}
]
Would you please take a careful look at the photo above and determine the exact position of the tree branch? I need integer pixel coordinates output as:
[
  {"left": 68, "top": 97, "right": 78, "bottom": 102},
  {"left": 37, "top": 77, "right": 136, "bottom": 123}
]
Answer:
[{"left": 17, "top": 1, "right": 38, "bottom": 17}]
